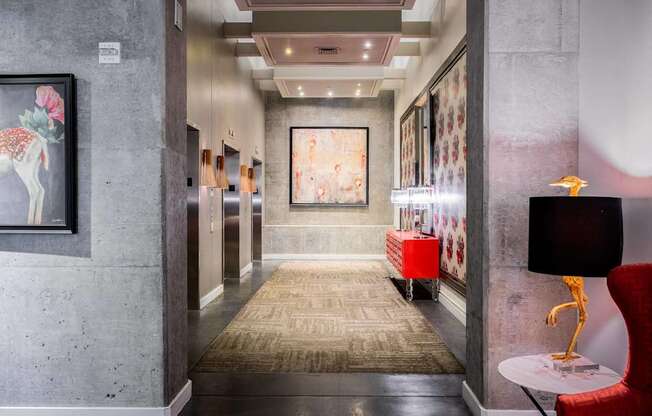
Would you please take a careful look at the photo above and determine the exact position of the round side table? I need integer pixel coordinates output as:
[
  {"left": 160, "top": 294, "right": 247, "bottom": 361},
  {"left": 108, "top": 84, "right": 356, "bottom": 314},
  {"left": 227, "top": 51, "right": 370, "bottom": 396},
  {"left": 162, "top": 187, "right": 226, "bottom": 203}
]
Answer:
[{"left": 498, "top": 354, "right": 622, "bottom": 415}]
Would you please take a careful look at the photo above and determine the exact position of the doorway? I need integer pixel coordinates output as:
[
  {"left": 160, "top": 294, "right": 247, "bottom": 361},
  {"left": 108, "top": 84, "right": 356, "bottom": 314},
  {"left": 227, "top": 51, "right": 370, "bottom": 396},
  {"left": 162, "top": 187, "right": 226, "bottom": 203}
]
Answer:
[
  {"left": 186, "top": 125, "right": 200, "bottom": 310},
  {"left": 222, "top": 144, "right": 240, "bottom": 279},
  {"left": 251, "top": 158, "right": 263, "bottom": 262}
]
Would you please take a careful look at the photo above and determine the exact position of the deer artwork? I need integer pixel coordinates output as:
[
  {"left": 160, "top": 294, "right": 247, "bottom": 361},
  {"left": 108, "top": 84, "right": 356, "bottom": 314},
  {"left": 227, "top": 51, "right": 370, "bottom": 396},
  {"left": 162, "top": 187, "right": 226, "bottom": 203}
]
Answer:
[{"left": 0, "top": 85, "right": 64, "bottom": 225}]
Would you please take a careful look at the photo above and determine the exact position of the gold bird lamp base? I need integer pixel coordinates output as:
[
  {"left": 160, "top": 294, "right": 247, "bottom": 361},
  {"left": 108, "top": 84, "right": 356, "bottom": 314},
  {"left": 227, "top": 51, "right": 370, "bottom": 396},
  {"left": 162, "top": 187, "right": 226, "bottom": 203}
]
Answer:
[{"left": 547, "top": 176, "right": 589, "bottom": 362}]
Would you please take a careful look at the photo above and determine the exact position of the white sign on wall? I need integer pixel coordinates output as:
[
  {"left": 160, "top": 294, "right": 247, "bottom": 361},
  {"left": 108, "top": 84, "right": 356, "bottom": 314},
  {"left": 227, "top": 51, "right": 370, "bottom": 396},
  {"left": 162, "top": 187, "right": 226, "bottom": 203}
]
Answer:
[{"left": 98, "top": 42, "right": 121, "bottom": 64}]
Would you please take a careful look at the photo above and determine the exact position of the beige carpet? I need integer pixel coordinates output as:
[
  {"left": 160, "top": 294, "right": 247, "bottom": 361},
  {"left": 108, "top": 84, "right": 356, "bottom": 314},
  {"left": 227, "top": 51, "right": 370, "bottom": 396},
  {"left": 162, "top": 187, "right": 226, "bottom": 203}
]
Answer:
[{"left": 195, "top": 261, "right": 464, "bottom": 374}]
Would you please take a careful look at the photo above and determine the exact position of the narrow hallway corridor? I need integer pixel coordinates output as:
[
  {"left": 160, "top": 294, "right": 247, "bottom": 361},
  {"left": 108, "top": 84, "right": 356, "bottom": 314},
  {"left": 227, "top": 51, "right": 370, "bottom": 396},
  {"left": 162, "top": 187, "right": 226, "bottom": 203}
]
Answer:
[{"left": 182, "top": 261, "right": 469, "bottom": 416}]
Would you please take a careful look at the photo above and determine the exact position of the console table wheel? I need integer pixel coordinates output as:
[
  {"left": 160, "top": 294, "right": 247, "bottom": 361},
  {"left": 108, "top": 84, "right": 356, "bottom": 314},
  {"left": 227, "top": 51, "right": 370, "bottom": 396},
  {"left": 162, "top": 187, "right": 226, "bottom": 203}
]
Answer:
[{"left": 432, "top": 279, "right": 440, "bottom": 302}]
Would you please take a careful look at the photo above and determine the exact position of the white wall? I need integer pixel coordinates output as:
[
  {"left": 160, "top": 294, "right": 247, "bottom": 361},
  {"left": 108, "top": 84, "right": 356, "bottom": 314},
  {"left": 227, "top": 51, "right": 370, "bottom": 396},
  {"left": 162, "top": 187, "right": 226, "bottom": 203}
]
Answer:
[{"left": 578, "top": 0, "right": 652, "bottom": 374}]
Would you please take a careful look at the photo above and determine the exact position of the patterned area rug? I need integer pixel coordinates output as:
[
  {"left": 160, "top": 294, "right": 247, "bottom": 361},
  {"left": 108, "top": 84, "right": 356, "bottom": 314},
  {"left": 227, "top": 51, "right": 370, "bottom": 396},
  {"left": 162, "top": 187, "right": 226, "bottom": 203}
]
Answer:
[{"left": 195, "top": 261, "right": 464, "bottom": 374}]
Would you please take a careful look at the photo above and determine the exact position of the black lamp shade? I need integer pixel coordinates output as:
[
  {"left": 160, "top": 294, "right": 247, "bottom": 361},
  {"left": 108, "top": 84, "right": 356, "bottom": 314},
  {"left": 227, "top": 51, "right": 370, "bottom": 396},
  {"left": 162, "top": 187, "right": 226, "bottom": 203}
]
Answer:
[{"left": 528, "top": 197, "right": 623, "bottom": 277}]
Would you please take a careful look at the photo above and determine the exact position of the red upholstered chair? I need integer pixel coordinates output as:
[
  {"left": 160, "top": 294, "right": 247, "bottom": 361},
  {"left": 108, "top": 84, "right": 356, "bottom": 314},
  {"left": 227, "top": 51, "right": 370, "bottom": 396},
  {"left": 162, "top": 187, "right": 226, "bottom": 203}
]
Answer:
[{"left": 556, "top": 263, "right": 652, "bottom": 416}]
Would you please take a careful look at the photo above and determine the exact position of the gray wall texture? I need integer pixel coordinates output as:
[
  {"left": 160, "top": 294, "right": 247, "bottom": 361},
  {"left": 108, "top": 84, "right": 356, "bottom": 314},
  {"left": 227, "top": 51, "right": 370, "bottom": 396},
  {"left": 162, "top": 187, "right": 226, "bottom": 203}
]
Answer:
[
  {"left": 468, "top": 0, "right": 581, "bottom": 410},
  {"left": 0, "top": 0, "right": 186, "bottom": 407},
  {"left": 263, "top": 91, "right": 394, "bottom": 256}
]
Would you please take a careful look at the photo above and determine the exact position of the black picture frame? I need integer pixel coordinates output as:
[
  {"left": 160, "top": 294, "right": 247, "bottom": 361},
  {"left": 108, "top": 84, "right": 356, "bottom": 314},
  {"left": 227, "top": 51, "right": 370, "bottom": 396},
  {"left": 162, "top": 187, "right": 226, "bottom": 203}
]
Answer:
[
  {"left": 289, "top": 126, "right": 369, "bottom": 207},
  {"left": 0, "top": 74, "right": 76, "bottom": 234}
]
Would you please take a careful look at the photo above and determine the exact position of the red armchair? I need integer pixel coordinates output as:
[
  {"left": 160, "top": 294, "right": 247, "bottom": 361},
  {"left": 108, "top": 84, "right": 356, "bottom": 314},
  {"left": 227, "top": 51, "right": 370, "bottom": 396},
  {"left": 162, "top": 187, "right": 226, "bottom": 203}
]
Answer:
[{"left": 556, "top": 264, "right": 652, "bottom": 416}]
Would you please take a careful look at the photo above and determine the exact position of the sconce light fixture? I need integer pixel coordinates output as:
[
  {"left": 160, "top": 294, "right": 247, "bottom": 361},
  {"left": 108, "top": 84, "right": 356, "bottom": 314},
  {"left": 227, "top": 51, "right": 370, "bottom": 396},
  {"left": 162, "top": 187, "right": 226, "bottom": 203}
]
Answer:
[
  {"left": 215, "top": 155, "right": 229, "bottom": 189},
  {"left": 248, "top": 167, "right": 257, "bottom": 193},
  {"left": 200, "top": 149, "right": 218, "bottom": 188},
  {"left": 240, "top": 165, "right": 252, "bottom": 193}
]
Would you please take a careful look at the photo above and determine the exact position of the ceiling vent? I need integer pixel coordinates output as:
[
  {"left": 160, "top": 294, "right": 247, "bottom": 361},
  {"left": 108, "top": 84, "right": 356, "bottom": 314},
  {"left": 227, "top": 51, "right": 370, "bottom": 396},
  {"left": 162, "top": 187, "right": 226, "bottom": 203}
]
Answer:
[{"left": 315, "top": 47, "right": 340, "bottom": 56}]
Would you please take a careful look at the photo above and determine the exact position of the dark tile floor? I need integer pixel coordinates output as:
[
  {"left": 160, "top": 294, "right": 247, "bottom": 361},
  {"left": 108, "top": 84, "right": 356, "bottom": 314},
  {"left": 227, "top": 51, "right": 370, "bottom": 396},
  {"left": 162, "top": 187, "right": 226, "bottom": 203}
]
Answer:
[{"left": 181, "top": 261, "right": 471, "bottom": 416}]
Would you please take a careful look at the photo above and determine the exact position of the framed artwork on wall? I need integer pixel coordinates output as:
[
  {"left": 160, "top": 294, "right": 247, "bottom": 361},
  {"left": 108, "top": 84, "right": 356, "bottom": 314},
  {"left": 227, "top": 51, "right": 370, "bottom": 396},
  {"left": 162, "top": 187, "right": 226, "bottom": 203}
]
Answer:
[
  {"left": 0, "top": 74, "right": 76, "bottom": 234},
  {"left": 290, "top": 126, "right": 369, "bottom": 206},
  {"left": 429, "top": 46, "right": 467, "bottom": 295},
  {"left": 399, "top": 109, "right": 417, "bottom": 229}
]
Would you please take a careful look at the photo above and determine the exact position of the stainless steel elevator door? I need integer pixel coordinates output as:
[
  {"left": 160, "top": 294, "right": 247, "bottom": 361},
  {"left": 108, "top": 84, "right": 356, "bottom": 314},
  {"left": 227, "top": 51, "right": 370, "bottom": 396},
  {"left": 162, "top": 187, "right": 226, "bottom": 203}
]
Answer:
[
  {"left": 252, "top": 160, "right": 262, "bottom": 261},
  {"left": 187, "top": 126, "right": 200, "bottom": 310},
  {"left": 223, "top": 145, "right": 240, "bottom": 279}
]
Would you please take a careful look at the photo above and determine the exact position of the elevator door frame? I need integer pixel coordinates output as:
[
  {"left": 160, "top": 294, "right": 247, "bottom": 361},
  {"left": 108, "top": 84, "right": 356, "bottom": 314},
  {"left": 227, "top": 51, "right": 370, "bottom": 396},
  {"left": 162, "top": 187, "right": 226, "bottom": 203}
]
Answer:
[
  {"left": 251, "top": 158, "right": 263, "bottom": 262},
  {"left": 186, "top": 125, "right": 200, "bottom": 310},
  {"left": 222, "top": 143, "right": 241, "bottom": 279}
]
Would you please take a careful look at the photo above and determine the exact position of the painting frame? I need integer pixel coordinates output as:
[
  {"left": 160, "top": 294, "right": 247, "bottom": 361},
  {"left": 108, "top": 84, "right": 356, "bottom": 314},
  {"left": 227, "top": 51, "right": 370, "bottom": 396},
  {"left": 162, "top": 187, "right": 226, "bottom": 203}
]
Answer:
[
  {"left": 428, "top": 43, "right": 468, "bottom": 296},
  {"left": 0, "top": 74, "right": 76, "bottom": 234},
  {"left": 289, "top": 126, "right": 369, "bottom": 207}
]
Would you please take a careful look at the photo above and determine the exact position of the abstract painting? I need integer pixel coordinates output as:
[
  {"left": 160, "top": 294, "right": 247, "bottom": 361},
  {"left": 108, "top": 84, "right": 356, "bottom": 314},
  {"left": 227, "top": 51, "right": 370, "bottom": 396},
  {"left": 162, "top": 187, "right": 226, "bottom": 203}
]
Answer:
[
  {"left": 0, "top": 75, "right": 76, "bottom": 233},
  {"left": 290, "top": 127, "right": 368, "bottom": 206},
  {"left": 430, "top": 50, "right": 467, "bottom": 293},
  {"left": 400, "top": 110, "right": 416, "bottom": 229}
]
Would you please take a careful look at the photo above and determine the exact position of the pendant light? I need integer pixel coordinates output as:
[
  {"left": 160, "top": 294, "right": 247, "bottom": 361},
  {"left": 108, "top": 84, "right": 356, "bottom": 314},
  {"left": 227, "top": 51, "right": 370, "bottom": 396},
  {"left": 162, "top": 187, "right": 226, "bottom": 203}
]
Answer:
[
  {"left": 200, "top": 149, "right": 218, "bottom": 188},
  {"left": 215, "top": 155, "right": 229, "bottom": 189}
]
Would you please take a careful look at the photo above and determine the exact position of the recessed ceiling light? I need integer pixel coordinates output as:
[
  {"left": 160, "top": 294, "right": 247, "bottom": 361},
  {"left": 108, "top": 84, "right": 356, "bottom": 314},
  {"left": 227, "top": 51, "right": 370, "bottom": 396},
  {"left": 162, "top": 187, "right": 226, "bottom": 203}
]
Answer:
[
  {"left": 285, "top": 47, "right": 293, "bottom": 56},
  {"left": 357, "top": 83, "right": 361, "bottom": 87},
  {"left": 327, "top": 90, "right": 333, "bottom": 97},
  {"left": 299, "top": 91, "right": 305, "bottom": 97},
  {"left": 364, "top": 41, "right": 372, "bottom": 49},
  {"left": 362, "top": 53, "right": 369, "bottom": 60},
  {"left": 297, "top": 85, "right": 302, "bottom": 91},
  {"left": 355, "top": 89, "right": 361, "bottom": 96}
]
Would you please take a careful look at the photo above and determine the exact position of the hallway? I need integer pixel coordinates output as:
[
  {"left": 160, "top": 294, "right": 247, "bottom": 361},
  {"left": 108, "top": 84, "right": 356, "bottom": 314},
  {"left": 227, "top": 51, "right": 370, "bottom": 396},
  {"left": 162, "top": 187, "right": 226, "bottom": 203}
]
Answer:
[{"left": 182, "top": 261, "right": 470, "bottom": 416}]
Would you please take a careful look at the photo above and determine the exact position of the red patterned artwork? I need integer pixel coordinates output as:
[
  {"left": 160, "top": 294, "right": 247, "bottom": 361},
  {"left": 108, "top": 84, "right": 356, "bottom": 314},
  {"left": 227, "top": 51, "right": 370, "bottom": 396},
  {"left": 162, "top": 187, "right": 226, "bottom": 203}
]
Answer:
[
  {"left": 400, "top": 111, "right": 416, "bottom": 228},
  {"left": 431, "top": 53, "right": 467, "bottom": 286}
]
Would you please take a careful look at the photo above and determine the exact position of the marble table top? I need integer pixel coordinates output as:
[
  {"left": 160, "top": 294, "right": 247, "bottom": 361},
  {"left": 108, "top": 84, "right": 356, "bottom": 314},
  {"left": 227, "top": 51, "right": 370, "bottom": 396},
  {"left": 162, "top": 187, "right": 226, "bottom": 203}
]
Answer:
[{"left": 498, "top": 354, "right": 622, "bottom": 395}]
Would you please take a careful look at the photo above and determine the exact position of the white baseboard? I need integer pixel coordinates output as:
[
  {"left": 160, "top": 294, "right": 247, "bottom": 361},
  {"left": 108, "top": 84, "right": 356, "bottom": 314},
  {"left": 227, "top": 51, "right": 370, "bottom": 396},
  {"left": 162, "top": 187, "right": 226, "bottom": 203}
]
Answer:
[
  {"left": 262, "top": 253, "right": 386, "bottom": 260},
  {"left": 240, "top": 262, "right": 253, "bottom": 277},
  {"left": 439, "top": 284, "right": 467, "bottom": 326},
  {"left": 0, "top": 380, "right": 192, "bottom": 416},
  {"left": 462, "top": 381, "right": 555, "bottom": 416},
  {"left": 199, "top": 284, "right": 223, "bottom": 309}
]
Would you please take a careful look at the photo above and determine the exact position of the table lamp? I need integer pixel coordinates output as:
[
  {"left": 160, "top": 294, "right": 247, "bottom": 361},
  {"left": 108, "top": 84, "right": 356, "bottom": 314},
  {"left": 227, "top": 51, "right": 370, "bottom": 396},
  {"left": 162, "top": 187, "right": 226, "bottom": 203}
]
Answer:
[{"left": 528, "top": 176, "right": 623, "bottom": 364}]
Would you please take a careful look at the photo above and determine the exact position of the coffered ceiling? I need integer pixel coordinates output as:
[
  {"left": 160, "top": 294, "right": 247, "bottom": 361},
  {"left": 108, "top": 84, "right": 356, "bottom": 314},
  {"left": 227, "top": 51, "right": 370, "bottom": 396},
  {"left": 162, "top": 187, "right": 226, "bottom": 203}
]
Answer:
[{"left": 228, "top": 0, "right": 438, "bottom": 97}]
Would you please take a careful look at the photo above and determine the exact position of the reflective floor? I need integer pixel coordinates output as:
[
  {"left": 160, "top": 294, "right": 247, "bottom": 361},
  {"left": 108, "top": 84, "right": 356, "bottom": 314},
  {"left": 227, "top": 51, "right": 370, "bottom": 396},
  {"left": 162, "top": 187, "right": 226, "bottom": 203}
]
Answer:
[{"left": 181, "top": 261, "right": 471, "bottom": 416}]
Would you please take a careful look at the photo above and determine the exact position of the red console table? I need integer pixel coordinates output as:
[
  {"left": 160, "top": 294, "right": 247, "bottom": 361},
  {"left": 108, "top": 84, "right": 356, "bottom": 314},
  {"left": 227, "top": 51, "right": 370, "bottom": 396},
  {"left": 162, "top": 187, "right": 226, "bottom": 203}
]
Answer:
[{"left": 385, "top": 230, "right": 440, "bottom": 301}]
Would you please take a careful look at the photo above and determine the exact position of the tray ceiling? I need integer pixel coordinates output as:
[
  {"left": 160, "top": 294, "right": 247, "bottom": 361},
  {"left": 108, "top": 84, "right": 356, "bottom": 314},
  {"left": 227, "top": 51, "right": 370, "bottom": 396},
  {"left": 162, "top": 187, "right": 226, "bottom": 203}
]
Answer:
[{"left": 235, "top": 0, "right": 416, "bottom": 11}]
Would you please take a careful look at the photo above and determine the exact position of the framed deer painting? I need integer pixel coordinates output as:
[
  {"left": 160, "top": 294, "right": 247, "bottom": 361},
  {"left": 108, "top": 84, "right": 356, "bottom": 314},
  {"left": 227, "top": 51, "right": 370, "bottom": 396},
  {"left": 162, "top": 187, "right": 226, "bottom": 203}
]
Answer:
[{"left": 0, "top": 74, "right": 76, "bottom": 233}]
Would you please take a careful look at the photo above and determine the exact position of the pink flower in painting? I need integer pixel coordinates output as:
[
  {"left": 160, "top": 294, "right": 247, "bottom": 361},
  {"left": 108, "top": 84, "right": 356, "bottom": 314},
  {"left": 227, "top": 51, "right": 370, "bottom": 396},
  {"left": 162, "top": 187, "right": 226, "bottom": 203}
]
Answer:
[
  {"left": 35, "top": 86, "right": 65, "bottom": 123},
  {"left": 451, "top": 215, "right": 458, "bottom": 231},
  {"left": 456, "top": 235, "right": 465, "bottom": 265},
  {"left": 452, "top": 135, "right": 459, "bottom": 163},
  {"left": 462, "top": 216, "right": 467, "bottom": 233},
  {"left": 447, "top": 106, "right": 455, "bottom": 135},
  {"left": 457, "top": 98, "right": 466, "bottom": 128},
  {"left": 441, "top": 213, "right": 448, "bottom": 229},
  {"left": 433, "top": 212, "right": 439, "bottom": 226},
  {"left": 446, "top": 233, "right": 454, "bottom": 260},
  {"left": 442, "top": 141, "right": 449, "bottom": 166}
]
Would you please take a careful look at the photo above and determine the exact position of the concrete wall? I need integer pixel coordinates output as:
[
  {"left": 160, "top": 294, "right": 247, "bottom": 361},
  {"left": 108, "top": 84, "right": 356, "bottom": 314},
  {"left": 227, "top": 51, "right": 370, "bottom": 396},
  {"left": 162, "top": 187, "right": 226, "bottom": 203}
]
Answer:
[
  {"left": 480, "top": 0, "right": 580, "bottom": 410},
  {"left": 0, "top": 0, "right": 186, "bottom": 407},
  {"left": 187, "top": 0, "right": 265, "bottom": 298},
  {"left": 163, "top": 0, "right": 188, "bottom": 403},
  {"left": 263, "top": 91, "right": 394, "bottom": 256},
  {"left": 577, "top": 0, "right": 652, "bottom": 374}
]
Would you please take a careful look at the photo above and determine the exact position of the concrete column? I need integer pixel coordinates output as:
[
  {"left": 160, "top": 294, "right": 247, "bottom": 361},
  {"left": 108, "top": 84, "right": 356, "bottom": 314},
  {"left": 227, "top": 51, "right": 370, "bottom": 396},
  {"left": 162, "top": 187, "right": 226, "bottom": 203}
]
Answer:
[{"left": 467, "top": 0, "right": 581, "bottom": 410}]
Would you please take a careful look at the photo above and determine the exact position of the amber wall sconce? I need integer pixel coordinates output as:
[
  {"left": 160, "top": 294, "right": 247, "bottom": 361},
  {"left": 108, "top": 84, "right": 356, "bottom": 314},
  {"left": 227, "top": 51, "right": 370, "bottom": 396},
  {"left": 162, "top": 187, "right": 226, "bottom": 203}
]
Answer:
[
  {"left": 215, "top": 155, "right": 229, "bottom": 189},
  {"left": 248, "top": 167, "right": 257, "bottom": 193},
  {"left": 200, "top": 149, "right": 218, "bottom": 188},
  {"left": 240, "top": 165, "right": 252, "bottom": 193}
]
